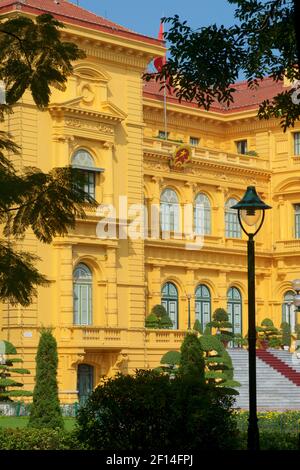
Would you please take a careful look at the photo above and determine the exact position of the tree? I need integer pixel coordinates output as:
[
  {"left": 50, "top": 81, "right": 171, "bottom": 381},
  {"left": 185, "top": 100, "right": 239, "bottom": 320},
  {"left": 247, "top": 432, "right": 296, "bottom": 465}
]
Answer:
[
  {"left": 178, "top": 332, "right": 205, "bottom": 383},
  {"left": 0, "top": 13, "right": 95, "bottom": 307},
  {"left": 280, "top": 321, "right": 292, "bottom": 348},
  {"left": 207, "top": 308, "right": 234, "bottom": 346},
  {"left": 0, "top": 340, "right": 32, "bottom": 401},
  {"left": 256, "top": 318, "right": 281, "bottom": 348},
  {"left": 156, "top": 350, "right": 181, "bottom": 376},
  {"left": 199, "top": 334, "right": 240, "bottom": 394},
  {"left": 144, "top": 1, "right": 300, "bottom": 130},
  {"left": 193, "top": 319, "right": 203, "bottom": 334},
  {"left": 28, "top": 329, "right": 63, "bottom": 429}
]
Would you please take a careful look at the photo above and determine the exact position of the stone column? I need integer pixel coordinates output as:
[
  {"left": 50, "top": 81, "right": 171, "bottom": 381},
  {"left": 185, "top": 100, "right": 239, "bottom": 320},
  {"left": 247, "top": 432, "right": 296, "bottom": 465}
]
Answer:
[
  {"left": 102, "top": 141, "right": 114, "bottom": 205},
  {"left": 215, "top": 186, "right": 226, "bottom": 240},
  {"left": 186, "top": 268, "right": 195, "bottom": 328},
  {"left": 106, "top": 246, "right": 118, "bottom": 326},
  {"left": 57, "top": 244, "right": 74, "bottom": 326},
  {"left": 278, "top": 197, "right": 285, "bottom": 240},
  {"left": 150, "top": 265, "right": 162, "bottom": 308},
  {"left": 216, "top": 270, "right": 229, "bottom": 309}
]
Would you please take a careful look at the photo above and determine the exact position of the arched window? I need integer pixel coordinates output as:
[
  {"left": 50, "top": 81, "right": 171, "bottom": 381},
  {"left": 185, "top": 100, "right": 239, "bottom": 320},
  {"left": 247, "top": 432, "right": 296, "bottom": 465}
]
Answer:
[
  {"left": 73, "top": 263, "right": 92, "bottom": 325},
  {"left": 225, "top": 198, "right": 241, "bottom": 238},
  {"left": 282, "top": 291, "right": 296, "bottom": 331},
  {"left": 194, "top": 193, "right": 211, "bottom": 235},
  {"left": 227, "top": 287, "right": 242, "bottom": 347},
  {"left": 161, "top": 282, "right": 179, "bottom": 329},
  {"left": 71, "top": 149, "right": 102, "bottom": 199},
  {"left": 160, "top": 188, "right": 180, "bottom": 233},
  {"left": 195, "top": 284, "right": 211, "bottom": 330},
  {"left": 294, "top": 204, "right": 300, "bottom": 238}
]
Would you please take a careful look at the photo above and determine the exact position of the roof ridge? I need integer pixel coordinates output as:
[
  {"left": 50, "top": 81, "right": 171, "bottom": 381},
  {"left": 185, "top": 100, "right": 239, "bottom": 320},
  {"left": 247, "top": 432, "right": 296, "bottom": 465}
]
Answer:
[{"left": 0, "top": 0, "right": 163, "bottom": 46}]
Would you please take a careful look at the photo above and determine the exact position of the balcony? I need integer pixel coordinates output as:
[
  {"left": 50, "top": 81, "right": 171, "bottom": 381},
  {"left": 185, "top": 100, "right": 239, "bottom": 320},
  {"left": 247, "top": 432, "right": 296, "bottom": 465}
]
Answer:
[
  {"left": 143, "top": 137, "right": 270, "bottom": 170},
  {"left": 275, "top": 239, "right": 300, "bottom": 253},
  {"left": 56, "top": 326, "right": 187, "bottom": 350}
]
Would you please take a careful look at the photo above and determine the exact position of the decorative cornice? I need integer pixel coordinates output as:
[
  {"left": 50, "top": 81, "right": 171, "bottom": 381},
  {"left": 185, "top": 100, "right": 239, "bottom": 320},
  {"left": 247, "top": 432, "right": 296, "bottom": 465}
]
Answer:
[{"left": 143, "top": 104, "right": 281, "bottom": 134}]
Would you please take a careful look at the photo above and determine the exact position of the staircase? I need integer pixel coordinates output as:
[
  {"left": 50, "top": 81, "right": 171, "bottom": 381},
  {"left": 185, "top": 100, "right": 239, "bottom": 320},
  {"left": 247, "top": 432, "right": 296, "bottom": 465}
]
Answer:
[{"left": 228, "top": 348, "right": 300, "bottom": 410}]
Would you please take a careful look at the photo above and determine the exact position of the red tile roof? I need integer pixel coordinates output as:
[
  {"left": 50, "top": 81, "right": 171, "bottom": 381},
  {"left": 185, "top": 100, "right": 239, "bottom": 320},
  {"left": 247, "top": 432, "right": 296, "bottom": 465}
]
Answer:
[
  {"left": 0, "top": 0, "right": 163, "bottom": 46},
  {"left": 143, "top": 77, "right": 285, "bottom": 114}
]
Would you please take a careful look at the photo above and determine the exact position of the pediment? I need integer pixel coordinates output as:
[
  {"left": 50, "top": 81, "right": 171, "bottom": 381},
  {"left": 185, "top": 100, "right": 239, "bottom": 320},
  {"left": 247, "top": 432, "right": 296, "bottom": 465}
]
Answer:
[
  {"left": 275, "top": 178, "right": 300, "bottom": 196},
  {"left": 49, "top": 96, "right": 126, "bottom": 123},
  {"left": 73, "top": 64, "right": 111, "bottom": 83},
  {"left": 101, "top": 101, "right": 127, "bottom": 120}
]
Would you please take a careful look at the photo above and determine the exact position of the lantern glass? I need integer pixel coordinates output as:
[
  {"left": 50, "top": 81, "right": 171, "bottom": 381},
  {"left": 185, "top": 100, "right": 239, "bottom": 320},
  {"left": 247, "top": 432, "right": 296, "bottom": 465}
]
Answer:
[{"left": 240, "top": 209, "right": 261, "bottom": 227}]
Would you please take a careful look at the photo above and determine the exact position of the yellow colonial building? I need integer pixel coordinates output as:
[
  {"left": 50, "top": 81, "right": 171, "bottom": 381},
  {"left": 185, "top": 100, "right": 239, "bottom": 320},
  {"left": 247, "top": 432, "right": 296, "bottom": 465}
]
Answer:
[{"left": 1, "top": 0, "right": 300, "bottom": 403}]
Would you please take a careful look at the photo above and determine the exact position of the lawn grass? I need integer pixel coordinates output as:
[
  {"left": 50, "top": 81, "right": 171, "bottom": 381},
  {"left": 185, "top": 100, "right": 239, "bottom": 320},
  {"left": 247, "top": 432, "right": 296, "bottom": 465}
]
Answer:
[{"left": 0, "top": 416, "right": 76, "bottom": 431}]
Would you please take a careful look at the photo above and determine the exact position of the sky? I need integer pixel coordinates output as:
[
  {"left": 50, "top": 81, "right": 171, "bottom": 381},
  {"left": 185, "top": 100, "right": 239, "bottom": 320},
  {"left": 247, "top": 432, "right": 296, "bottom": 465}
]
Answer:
[{"left": 71, "top": 0, "right": 237, "bottom": 39}]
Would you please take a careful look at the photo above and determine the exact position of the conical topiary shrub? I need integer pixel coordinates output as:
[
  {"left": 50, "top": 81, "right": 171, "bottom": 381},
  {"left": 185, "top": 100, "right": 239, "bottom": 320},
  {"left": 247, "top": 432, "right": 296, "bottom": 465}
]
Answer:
[
  {"left": 280, "top": 322, "right": 291, "bottom": 349},
  {"left": 178, "top": 332, "right": 205, "bottom": 383},
  {"left": 193, "top": 319, "right": 203, "bottom": 334},
  {"left": 28, "top": 329, "right": 63, "bottom": 429}
]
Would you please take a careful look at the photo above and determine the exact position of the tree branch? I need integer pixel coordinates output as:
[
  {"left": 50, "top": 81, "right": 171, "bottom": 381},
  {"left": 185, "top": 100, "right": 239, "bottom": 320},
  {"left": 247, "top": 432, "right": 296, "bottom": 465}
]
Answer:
[{"left": 0, "top": 29, "right": 32, "bottom": 72}]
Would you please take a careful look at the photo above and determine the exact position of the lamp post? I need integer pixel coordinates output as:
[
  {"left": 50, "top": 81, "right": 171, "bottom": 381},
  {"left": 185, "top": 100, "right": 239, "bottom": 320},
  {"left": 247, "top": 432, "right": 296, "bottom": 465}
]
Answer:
[
  {"left": 231, "top": 186, "right": 271, "bottom": 452},
  {"left": 187, "top": 294, "right": 191, "bottom": 330}
]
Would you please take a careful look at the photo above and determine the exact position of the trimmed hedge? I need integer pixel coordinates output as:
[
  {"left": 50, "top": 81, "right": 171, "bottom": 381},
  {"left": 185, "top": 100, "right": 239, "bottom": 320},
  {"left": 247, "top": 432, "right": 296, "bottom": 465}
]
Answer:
[{"left": 0, "top": 427, "right": 85, "bottom": 450}]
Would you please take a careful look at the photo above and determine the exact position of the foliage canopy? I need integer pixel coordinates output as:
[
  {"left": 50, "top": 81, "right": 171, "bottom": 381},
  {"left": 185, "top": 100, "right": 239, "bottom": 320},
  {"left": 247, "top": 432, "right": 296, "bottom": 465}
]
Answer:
[
  {"left": 0, "top": 14, "right": 96, "bottom": 306},
  {"left": 144, "top": 0, "right": 300, "bottom": 130}
]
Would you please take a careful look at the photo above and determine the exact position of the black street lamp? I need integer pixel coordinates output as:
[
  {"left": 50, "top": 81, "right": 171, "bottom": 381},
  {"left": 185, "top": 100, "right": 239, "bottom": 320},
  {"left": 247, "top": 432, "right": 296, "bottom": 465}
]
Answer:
[
  {"left": 231, "top": 186, "right": 271, "bottom": 452},
  {"left": 187, "top": 294, "right": 191, "bottom": 330}
]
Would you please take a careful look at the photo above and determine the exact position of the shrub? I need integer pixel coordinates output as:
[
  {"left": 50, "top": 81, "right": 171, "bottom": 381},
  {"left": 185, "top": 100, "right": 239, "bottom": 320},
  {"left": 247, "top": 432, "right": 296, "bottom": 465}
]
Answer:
[
  {"left": 199, "top": 335, "right": 240, "bottom": 392},
  {"left": 193, "top": 319, "right": 203, "bottom": 334},
  {"left": 76, "top": 369, "right": 239, "bottom": 451},
  {"left": 145, "top": 313, "right": 159, "bottom": 328},
  {"left": 178, "top": 332, "right": 205, "bottom": 383},
  {"left": 159, "top": 314, "right": 173, "bottom": 329},
  {"left": 0, "top": 427, "right": 84, "bottom": 450},
  {"left": 28, "top": 329, "right": 63, "bottom": 429},
  {"left": 151, "top": 304, "right": 167, "bottom": 319},
  {"left": 0, "top": 340, "right": 32, "bottom": 401},
  {"left": 207, "top": 308, "right": 234, "bottom": 346},
  {"left": 145, "top": 305, "right": 173, "bottom": 329},
  {"left": 295, "top": 324, "right": 300, "bottom": 340},
  {"left": 213, "top": 308, "right": 228, "bottom": 322},
  {"left": 158, "top": 351, "right": 181, "bottom": 376},
  {"left": 257, "top": 318, "right": 281, "bottom": 347},
  {"left": 261, "top": 318, "right": 274, "bottom": 327}
]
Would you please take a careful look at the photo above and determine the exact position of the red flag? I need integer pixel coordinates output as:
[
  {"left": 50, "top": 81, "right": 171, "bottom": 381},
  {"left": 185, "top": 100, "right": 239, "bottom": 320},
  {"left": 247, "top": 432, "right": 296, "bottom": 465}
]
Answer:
[{"left": 153, "top": 22, "right": 166, "bottom": 72}]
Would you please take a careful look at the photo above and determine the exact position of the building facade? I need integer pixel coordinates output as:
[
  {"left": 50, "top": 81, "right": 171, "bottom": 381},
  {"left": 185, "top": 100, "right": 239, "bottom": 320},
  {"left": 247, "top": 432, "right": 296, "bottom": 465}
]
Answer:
[{"left": 1, "top": 0, "right": 300, "bottom": 403}]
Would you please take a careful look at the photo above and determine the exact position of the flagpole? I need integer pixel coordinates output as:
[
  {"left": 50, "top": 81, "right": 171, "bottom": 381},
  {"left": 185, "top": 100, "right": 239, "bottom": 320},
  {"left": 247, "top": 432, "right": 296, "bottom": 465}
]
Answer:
[
  {"left": 163, "top": 84, "right": 167, "bottom": 139},
  {"left": 154, "top": 20, "right": 168, "bottom": 139}
]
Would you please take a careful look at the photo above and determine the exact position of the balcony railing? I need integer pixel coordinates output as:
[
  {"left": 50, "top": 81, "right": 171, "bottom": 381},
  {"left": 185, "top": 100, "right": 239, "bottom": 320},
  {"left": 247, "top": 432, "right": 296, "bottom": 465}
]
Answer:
[
  {"left": 65, "top": 326, "right": 187, "bottom": 349},
  {"left": 143, "top": 137, "right": 269, "bottom": 170}
]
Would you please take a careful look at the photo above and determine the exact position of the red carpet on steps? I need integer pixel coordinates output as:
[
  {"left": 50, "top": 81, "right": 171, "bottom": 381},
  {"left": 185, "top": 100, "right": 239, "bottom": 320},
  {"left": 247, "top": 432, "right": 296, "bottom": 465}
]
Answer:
[{"left": 256, "top": 349, "right": 300, "bottom": 386}]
